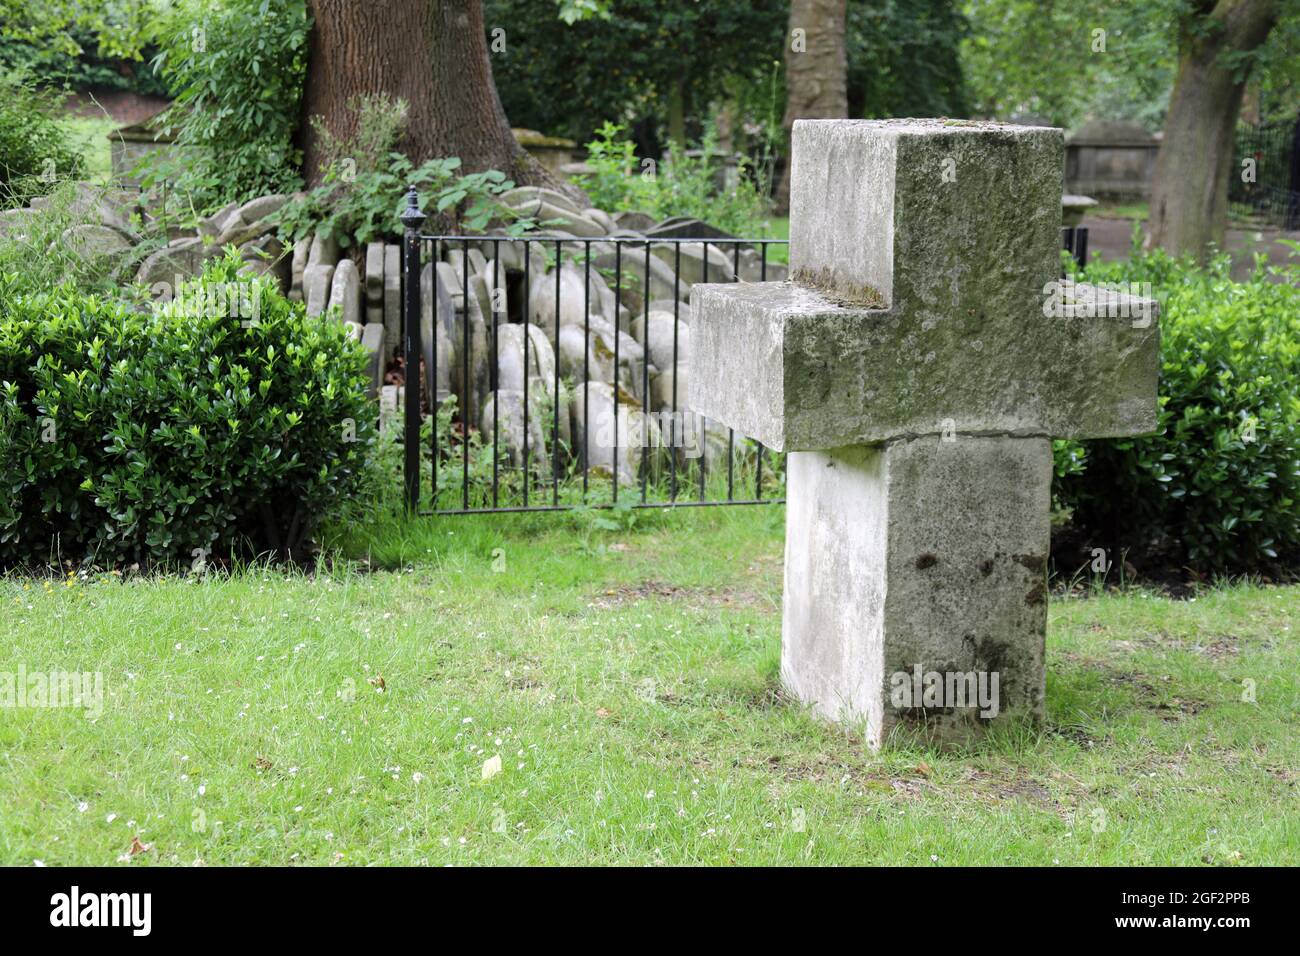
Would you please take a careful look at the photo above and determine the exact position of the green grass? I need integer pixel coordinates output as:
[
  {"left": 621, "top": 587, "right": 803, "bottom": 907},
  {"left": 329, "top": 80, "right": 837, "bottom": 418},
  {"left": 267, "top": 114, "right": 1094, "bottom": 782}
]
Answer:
[
  {"left": 766, "top": 214, "right": 789, "bottom": 264},
  {"left": 59, "top": 114, "right": 119, "bottom": 185},
  {"left": 1093, "top": 201, "right": 1149, "bottom": 221},
  {"left": 2, "top": 505, "right": 1297, "bottom": 865}
]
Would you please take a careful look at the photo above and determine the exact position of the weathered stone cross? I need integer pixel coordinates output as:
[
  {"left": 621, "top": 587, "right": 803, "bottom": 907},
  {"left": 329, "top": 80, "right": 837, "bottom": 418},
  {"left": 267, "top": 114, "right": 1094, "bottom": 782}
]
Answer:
[{"left": 692, "top": 119, "right": 1160, "bottom": 748}]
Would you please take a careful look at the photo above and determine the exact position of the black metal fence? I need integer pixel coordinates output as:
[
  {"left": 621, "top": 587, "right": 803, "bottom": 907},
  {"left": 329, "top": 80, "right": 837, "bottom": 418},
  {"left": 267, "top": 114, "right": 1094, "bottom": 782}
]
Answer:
[
  {"left": 397, "top": 189, "right": 1099, "bottom": 516},
  {"left": 398, "top": 189, "right": 787, "bottom": 516},
  {"left": 1062, "top": 226, "right": 1089, "bottom": 270},
  {"left": 1230, "top": 118, "right": 1300, "bottom": 228}
]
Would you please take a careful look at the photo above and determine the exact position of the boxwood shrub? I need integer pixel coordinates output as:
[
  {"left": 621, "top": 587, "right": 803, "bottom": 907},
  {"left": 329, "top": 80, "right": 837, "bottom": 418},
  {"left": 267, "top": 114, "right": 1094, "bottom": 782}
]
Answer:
[
  {"left": 1054, "top": 248, "right": 1300, "bottom": 574},
  {"left": 0, "top": 253, "right": 376, "bottom": 569}
]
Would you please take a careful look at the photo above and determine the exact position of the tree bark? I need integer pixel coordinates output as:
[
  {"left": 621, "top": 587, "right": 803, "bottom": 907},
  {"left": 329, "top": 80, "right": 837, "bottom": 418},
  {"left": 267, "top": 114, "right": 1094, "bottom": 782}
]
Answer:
[
  {"left": 1147, "top": 0, "right": 1280, "bottom": 260},
  {"left": 667, "top": 78, "right": 687, "bottom": 150},
  {"left": 774, "top": 0, "right": 848, "bottom": 214},
  {"left": 300, "top": 0, "right": 579, "bottom": 200}
]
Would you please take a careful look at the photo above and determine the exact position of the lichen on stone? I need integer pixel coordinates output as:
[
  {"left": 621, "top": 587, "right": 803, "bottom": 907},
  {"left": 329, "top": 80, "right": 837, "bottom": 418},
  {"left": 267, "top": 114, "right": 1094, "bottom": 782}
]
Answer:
[{"left": 791, "top": 266, "right": 888, "bottom": 310}]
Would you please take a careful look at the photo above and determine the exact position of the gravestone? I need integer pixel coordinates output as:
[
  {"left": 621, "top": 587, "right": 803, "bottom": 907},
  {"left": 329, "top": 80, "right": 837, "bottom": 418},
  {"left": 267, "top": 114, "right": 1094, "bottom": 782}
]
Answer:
[
  {"left": 328, "top": 259, "right": 361, "bottom": 325},
  {"left": 691, "top": 119, "right": 1160, "bottom": 749}
]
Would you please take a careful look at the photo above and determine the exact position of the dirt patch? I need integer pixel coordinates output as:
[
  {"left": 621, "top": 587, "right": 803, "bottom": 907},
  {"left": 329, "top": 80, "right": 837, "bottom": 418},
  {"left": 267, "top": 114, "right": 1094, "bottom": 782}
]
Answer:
[
  {"left": 589, "top": 580, "right": 772, "bottom": 610},
  {"left": 961, "top": 768, "right": 1059, "bottom": 808},
  {"left": 1195, "top": 637, "right": 1241, "bottom": 660},
  {"left": 1112, "top": 630, "right": 1244, "bottom": 660},
  {"left": 1056, "top": 654, "right": 1218, "bottom": 727},
  {"left": 1049, "top": 723, "right": 1105, "bottom": 748},
  {"left": 1154, "top": 698, "right": 1210, "bottom": 720}
]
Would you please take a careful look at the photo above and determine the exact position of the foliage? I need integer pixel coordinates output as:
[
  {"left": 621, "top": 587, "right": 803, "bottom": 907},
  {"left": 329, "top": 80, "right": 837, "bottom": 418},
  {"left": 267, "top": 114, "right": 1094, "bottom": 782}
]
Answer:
[
  {"left": 0, "top": 0, "right": 155, "bottom": 61},
  {"left": 579, "top": 122, "right": 772, "bottom": 235},
  {"left": 490, "top": 0, "right": 969, "bottom": 152},
  {"left": 961, "top": 0, "right": 1300, "bottom": 130},
  {"left": 1054, "top": 246, "right": 1300, "bottom": 572},
  {"left": 1252, "top": 10, "right": 1300, "bottom": 123},
  {"left": 144, "top": 0, "right": 309, "bottom": 210},
  {"left": 0, "top": 28, "right": 167, "bottom": 97},
  {"left": 485, "top": 0, "right": 786, "bottom": 148},
  {"left": 960, "top": 0, "right": 1178, "bottom": 128},
  {"left": 0, "top": 252, "right": 376, "bottom": 569},
  {"left": 272, "top": 95, "right": 530, "bottom": 246},
  {"left": 0, "top": 71, "right": 86, "bottom": 207},
  {"left": 847, "top": 0, "right": 970, "bottom": 119}
]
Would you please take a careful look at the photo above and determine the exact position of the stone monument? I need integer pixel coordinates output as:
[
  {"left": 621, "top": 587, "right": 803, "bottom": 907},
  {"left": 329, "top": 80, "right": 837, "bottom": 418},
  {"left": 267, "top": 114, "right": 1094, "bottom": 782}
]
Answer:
[{"left": 691, "top": 119, "right": 1160, "bottom": 748}]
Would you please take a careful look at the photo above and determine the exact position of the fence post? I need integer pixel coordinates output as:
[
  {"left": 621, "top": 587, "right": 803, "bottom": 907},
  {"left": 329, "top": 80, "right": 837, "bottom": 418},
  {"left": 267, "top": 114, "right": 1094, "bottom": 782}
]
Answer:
[
  {"left": 1288, "top": 114, "right": 1300, "bottom": 230},
  {"left": 400, "top": 185, "right": 426, "bottom": 514}
]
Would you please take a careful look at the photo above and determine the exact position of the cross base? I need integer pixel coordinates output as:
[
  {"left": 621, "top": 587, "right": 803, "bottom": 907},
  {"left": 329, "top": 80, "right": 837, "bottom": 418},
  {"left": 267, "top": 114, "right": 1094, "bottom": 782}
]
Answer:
[{"left": 782, "top": 435, "right": 1052, "bottom": 749}]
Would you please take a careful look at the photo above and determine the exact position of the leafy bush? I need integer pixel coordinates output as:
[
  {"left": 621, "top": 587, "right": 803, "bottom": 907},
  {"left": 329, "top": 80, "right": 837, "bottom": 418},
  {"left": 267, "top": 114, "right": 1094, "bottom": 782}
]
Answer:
[
  {"left": 579, "top": 122, "right": 773, "bottom": 236},
  {"left": 145, "top": 0, "right": 308, "bottom": 210},
  {"left": 1054, "top": 247, "right": 1300, "bottom": 573},
  {"left": 273, "top": 95, "right": 530, "bottom": 246},
  {"left": 0, "top": 71, "right": 85, "bottom": 208},
  {"left": 0, "top": 252, "right": 376, "bottom": 569}
]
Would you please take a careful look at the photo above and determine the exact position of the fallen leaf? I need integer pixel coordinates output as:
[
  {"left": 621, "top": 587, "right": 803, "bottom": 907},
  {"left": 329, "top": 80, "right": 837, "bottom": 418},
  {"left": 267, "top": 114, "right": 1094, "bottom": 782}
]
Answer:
[
  {"left": 481, "top": 754, "right": 503, "bottom": 781},
  {"left": 128, "top": 836, "right": 152, "bottom": 856}
]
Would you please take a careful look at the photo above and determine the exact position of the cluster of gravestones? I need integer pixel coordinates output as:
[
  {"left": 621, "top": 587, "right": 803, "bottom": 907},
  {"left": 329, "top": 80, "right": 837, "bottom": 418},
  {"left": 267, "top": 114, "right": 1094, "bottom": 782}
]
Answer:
[
  {"left": 0, "top": 184, "right": 290, "bottom": 296},
  {"left": 0, "top": 183, "right": 138, "bottom": 254},
  {"left": 377, "top": 184, "right": 790, "bottom": 486}
]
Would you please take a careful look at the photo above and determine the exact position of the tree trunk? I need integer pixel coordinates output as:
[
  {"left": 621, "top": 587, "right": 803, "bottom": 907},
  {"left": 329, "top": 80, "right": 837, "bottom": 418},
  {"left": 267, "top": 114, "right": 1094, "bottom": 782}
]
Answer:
[
  {"left": 1147, "top": 0, "right": 1279, "bottom": 260},
  {"left": 774, "top": 0, "right": 848, "bottom": 214},
  {"left": 667, "top": 78, "right": 687, "bottom": 150},
  {"left": 301, "top": 0, "right": 579, "bottom": 200}
]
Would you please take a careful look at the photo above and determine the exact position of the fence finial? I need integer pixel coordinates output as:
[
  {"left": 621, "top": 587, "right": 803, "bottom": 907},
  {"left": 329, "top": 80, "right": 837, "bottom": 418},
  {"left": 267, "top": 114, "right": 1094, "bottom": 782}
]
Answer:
[{"left": 400, "top": 185, "right": 426, "bottom": 230}]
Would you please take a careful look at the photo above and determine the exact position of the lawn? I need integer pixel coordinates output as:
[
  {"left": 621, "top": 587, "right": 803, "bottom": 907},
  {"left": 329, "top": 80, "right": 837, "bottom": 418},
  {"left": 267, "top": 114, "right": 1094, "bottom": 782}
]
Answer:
[
  {"left": 59, "top": 113, "right": 120, "bottom": 185},
  {"left": 1, "top": 505, "right": 1296, "bottom": 866}
]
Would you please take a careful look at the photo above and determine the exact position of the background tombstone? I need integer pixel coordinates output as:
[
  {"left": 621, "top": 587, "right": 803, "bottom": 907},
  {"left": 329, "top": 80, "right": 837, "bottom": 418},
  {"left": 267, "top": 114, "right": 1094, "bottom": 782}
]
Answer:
[{"left": 691, "top": 119, "right": 1161, "bottom": 749}]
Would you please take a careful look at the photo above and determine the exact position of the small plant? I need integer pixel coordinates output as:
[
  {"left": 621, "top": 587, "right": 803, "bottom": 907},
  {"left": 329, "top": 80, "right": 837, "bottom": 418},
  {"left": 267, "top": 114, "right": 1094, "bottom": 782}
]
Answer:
[
  {"left": 144, "top": 0, "right": 309, "bottom": 210},
  {"left": 579, "top": 121, "right": 773, "bottom": 236},
  {"left": 0, "top": 180, "right": 152, "bottom": 295},
  {"left": 0, "top": 251, "right": 377, "bottom": 569},
  {"left": 273, "top": 94, "right": 532, "bottom": 247}
]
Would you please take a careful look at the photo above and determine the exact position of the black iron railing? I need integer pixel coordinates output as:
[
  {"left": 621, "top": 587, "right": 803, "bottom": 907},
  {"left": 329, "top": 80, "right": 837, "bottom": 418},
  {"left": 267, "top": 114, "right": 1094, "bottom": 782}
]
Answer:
[
  {"left": 1062, "top": 226, "right": 1089, "bottom": 271},
  {"left": 399, "top": 188, "right": 787, "bottom": 515}
]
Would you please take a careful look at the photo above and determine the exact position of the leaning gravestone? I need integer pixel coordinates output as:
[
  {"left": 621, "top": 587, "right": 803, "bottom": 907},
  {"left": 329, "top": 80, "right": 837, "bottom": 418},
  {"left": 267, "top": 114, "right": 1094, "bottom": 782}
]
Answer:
[{"left": 691, "top": 119, "right": 1160, "bottom": 749}]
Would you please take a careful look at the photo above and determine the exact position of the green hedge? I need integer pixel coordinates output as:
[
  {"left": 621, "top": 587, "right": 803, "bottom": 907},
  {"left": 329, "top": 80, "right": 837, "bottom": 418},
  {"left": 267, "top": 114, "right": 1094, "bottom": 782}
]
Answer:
[
  {"left": 0, "top": 253, "right": 376, "bottom": 569},
  {"left": 1055, "top": 248, "right": 1300, "bottom": 573}
]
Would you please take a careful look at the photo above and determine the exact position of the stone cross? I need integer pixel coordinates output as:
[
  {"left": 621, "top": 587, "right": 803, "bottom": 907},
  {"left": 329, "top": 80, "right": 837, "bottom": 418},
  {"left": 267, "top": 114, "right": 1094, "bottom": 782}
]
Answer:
[{"left": 691, "top": 119, "right": 1160, "bottom": 748}]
